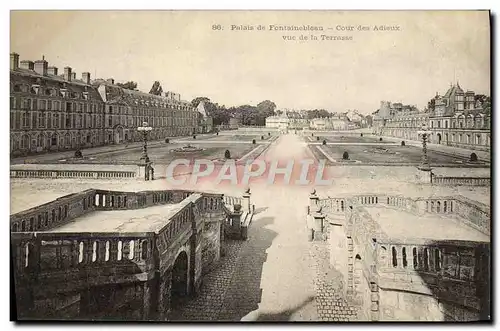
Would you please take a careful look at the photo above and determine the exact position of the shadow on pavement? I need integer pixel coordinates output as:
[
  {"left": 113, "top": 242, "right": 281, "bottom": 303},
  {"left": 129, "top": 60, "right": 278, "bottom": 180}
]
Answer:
[
  {"left": 217, "top": 216, "right": 277, "bottom": 321},
  {"left": 247, "top": 296, "right": 316, "bottom": 322},
  {"left": 253, "top": 207, "right": 268, "bottom": 215}
]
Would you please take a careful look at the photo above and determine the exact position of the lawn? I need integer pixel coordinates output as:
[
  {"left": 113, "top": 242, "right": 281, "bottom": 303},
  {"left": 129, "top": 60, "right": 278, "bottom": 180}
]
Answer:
[
  {"left": 44, "top": 143, "right": 259, "bottom": 165},
  {"left": 306, "top": 135, "right": 392, "bottom": 144},
  {"left": 313, "top": 144, "right": 487, "bottom": 166}
]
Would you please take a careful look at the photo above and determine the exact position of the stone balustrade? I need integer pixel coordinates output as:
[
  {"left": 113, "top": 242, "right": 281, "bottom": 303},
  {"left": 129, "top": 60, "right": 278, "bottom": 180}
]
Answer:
[
  {"left": 375, "top": 238, "right": 490, "bottom": 320},
  {"left": 11, "top": 231, "right": 156, "bottom": 286},
  {"left": 432, "top": 175, "right": 490, "bottom": 186},
  {"left": 315, "top": 193, "right": 490, "bottom": 236},
  {"left": 10, "top": 169, "right": 136, "bottom": 179}
]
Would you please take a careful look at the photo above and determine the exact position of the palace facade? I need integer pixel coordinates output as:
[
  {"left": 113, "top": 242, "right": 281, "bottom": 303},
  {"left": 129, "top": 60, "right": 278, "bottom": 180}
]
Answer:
[
  {"left": 265, "top": 111, "right": 353, "bottom": 131},
  {"left": 10, "top": 53, "right": 200, "bottom": 156},
  {"left": 428, "top": 84, "right": 490, "bottom": 150},
  {"left": 372, "top": 84, "right": 491, "bottom": 151}
]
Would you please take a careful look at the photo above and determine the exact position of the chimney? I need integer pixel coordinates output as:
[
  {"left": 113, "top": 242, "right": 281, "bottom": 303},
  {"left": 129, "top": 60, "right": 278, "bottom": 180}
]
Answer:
[
  {"left": 82, "top": 72, "right": 91, "bottom": 85},
  {"left": 34, "top": 59, "right": 48, "bottom": 76},
  {"left": 106, "top": 78, "right": 115, "bottom": 85},
  {"left": 20, "top": 60, "right": 34, "bottom": 70},
  {"left": 10, "top": 53, "right": 19, "bottom": 70},
  {"left": 47, "top": 66, "right": 58, "bottom": 76},
  {"left": 64, "top": 67, "right": 72, "bottom": 81},
  {"left": 71, "top": 72, "right": 76, "bottom": 80}
]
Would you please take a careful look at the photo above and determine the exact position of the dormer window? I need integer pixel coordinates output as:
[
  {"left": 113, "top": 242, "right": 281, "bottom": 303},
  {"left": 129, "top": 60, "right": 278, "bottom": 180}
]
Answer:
[
  {"left": 60, "top": 89, "right": 68, "bottom": 98},
  {"left": 71, "top": 92, "right": 79, "bottom": 99},
  {"left": 44, "top": 88, "right": 52, "bottom": 96},
  {"left": 31, "top": 85, "right": 39, "bottom": 95},
  {"left": 13, "top": 84, "right": 21, "bottom": 92},
  {"left": 83, "top": 92, "right": 89, "bottom": 100}
]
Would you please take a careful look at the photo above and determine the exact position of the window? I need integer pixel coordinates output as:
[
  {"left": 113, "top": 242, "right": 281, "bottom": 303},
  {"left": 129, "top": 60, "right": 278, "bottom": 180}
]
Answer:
[
  {"left": 402, "top": 247, "right": 407, "bottom": 268},
  {"left": 39, "top": 100, "right": 47, "bottom": 110},
  {"left": 38, "top": 112, "right": 45, "bottom": 128},
  {"left": 22, "top": 98, "right": 31, "bottom": 110},
  {"left": 10, "top": 96, "right": 15, "bottom": 109},
  {"left": 53, "top": 113, "right": 59, "bottom": 128},
  {"left": 22, "top": 113, "right": 29, "bottom": 127}
]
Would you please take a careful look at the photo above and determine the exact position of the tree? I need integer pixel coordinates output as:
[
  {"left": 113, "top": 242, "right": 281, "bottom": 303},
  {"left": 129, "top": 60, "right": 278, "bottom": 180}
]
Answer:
[
  {"left": 475, "top": 94, "right": 491, "bottom": 113},
  {"left": 149, "top": 81, "right": 163, "bottom": 96},
  {"left": 191, "top": 97, "right": 211, "bottom": 109},
  {"left": 427, "top": 96, "right": 437, "bottom": 112},
  {"left": 116, "top": 81, "right": 138, "bottom": 90}
]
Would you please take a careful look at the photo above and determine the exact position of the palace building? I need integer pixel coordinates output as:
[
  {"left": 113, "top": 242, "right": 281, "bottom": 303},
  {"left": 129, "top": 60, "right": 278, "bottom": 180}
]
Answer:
[
  {"left": 10, "top": 53, "right": 199, "bottom": 156},
  {"left": 372, "top": 84, "right": 491, "bottom": 151},
  {"left": 428, "top": 83, "right": 491, "bottom": 151}
]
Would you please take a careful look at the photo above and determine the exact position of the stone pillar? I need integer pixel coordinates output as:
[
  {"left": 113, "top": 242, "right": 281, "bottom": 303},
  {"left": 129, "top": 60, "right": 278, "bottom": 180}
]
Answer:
[
  {"left": 242, "top": 187, "right": 251, "bottom": 214},
  {"left": 312, "top": 205, "right": 326, "bottom": 241},
  {"left": 309, "top": 188, "right": 319, "bottom": 211},
  {"left": 228, "top": 204, "right": 243, "bottom": 239}
]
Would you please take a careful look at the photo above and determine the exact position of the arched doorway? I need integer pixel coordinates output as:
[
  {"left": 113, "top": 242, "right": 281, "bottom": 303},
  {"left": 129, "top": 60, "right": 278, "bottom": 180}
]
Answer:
[
  {"left": 437, "top": 133, "right": 442, "bottom": 144},
  {"left": 114, "top": 125, "right": 124, "bottom": 144},
  {"left": 170, "top": 251, "right": 189, "bottom": 308}
]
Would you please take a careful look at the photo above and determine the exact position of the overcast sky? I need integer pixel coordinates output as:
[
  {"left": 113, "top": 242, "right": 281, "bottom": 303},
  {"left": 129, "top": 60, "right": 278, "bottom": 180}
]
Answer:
[{"left": 10, "top": 10, "right": 490, "bottom": 114}]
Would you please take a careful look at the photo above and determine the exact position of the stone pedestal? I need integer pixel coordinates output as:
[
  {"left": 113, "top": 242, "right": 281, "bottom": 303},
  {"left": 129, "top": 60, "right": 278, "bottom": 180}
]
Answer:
[
  {"left": 137, "top": 162, "right": 153, "bottom": 181},
  {"left": 309, "top": 188, "right": 319, "bottom": 210},
  {"left": 415, "top": 168, "right": 432, "bottom": 184},
  {"left": 243, "top": 188, "right": 251, "bottom": 214},
  {"left": 311, "top": 205, "right": 326, "bottom": 241}
]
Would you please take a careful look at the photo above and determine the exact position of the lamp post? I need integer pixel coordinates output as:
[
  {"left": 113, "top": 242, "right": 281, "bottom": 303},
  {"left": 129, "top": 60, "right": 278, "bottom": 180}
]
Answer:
[
  {"left": 417, "top": 123, "right": 432, "bottom": 171},
  {"left": 138, "top": 121, "right": 152, "bottom": 164}
]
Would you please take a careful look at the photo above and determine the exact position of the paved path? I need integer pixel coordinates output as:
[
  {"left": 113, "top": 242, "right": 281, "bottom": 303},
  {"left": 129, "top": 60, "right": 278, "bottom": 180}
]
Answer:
[{"left": 169, "top": 134, "right": 345, "bottom": 321}]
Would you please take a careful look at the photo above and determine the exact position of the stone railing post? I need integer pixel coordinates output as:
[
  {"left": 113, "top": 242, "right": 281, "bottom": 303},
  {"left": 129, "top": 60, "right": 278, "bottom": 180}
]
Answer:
[
  {"left": 309, "top": 188, "right": 319, "bottom": 214},
  {"left": 227, "top": 204, "right": 243, "bottom": 239},
  {"left": 311, "top": 205, "right": 326, "bottom": 241},
  {"left": 243, "top": 187, "right": 252, "bottom": 214}
]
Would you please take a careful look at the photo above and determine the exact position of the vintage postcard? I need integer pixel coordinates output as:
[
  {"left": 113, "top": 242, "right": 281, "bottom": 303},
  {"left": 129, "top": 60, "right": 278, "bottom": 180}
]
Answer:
[{"left": 9, "top": 10, "right": 491, "bottom": 322}]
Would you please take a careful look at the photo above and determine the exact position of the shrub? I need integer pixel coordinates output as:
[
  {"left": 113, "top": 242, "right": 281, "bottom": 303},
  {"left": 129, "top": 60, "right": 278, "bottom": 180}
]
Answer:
[
  {"left": 224, "top": 149, "right": 231, "bottom": 159},
  {"left": 261, "top": 135, "right": 264, "bottom": 140},
  {"left": 401, "top": 141, "right": 405, "bottom": 146},
  {"left": 193, "top": 135, "right": 196, "bottom": 139},
  {"left": 379, "top": 137, "right": 383, "bottom": 141},
  {"left": 470, "top": 153, "right": 478, "bottom": 162},
  {"left": 268, "top": 132, "right": 271, "bottom": 136},
  {"left": 317, "top": 136, "right": 320, "bottom": 141},
  {"left": 252, "top": 139, "right": 256, "bottom": 144},
  {"left": 165, "top": 138, "right": 170, "bottom": 143},
  {"left": 342, "top": 151, "right": 349, "bottom": 160},
  {"left": 360, "top": 133, "right": 363, "bottom": 137},
  {"left": 74, "top": 149, "right": 83, "bottom": 158},
  {"left": 216, "top": 132, "right": 219, "bottom": 136},
  {"left": 322, "top": 140, "right": 327, "bottom": 145}
]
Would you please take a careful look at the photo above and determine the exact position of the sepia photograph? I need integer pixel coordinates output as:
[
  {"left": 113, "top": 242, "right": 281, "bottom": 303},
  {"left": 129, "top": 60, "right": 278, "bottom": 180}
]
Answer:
[{"left": 8, "top": 9, "right": 492, "bottom": 322}]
